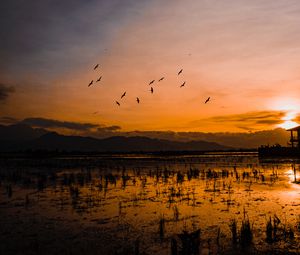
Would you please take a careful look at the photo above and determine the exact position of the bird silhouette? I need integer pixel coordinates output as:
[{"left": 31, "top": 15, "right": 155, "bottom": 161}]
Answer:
[
  {"left": 180, "top": 81, "right": 186, "bottom": 88},
  {"left": 205, "top": 97, "right": 210, "bottom": 104},
  {"left": 121, "top": 91, "right": 126, "bottom": 99},
  {"left": 150, "top": 87, "right": 154, "bottom": 94},
  {"left": 116, "top": 101, "right": 120, "bottom": 106},
  {"left": 96, "top": 76, "right": 102, "bottom": 82},
  {"left": 93, "top": 111, "right": 99, "bottom": 114},
  {"left": 136, "top": 97, "right": 140, "bottom": 103},
  {"left": 178, "top": 69, "right": 183, "bottom": 75},
  {"left": 149, "top": 80, "right": 155, "bottom": 85},
  {"left": 94, "top": 64, "right": 99, "bottom": 70},
  {"left": 88, "top": 80, "right": 93, "bottom": 87},
  {"left": 158, "top": 77, "right": 164, "bottom": 82}
]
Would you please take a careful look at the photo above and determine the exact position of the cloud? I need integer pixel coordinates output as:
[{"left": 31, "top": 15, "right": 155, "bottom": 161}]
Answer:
[
  {"left": 207, "top": 111, "right": 285, "bottom": 123},
  {"left": 0, "top": 83, "right": 14, "bottom": 101},
  {"left": 255, "top": 119, "right": 283, "bottom": 125},
  {"left": 294, "top": 115, "right": 300, "bottom": 123},
  {"left": 190, "top": 111, "right": 286, "bottom": 129},
  {"left": 21, "top": 117, "right": 100, "bottom": 131},
  {"left": 236, "top": 126, "right": 257, "bottom": 131},
  {"left": 97, "top": 125, "right": 121, "bottom": 132},
  {"left": 19, "top": 117, "right": 123, "bottom": 136},
  {"left": 0, "top": 0, "right": 149, "bottom": 76},
  {"left": 0, "top": 116, "right": 18, "bottom": 124}
]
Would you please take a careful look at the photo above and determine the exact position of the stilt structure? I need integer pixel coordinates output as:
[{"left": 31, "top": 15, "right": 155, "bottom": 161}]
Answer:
[{"left": 287, "top": 126, "right": 300, "bottom": 148}]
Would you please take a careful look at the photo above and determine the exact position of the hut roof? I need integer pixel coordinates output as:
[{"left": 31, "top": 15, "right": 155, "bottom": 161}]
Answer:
[{"left": 287, "top": 126, "right": 300, "bottom": 131}]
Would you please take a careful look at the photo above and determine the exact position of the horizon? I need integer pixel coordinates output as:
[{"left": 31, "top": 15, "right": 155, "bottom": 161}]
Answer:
[
  {"left": 0, "top": 121, "right": 291, "bottom": 149},
  {"left": 1, "top": 0, "right": 300, "bottom": 133}
]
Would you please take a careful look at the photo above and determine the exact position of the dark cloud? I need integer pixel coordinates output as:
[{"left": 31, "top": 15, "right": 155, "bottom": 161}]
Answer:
[
  {"left": 97, "top": 125, "right": 121, "bottom": 132},
  {"left": 189, "top": 111, "right": 286, "bottom": 129},
  {"left": 255, "top": 119, "right": 283, "bottom": 125},
  {"left": 21, "top": 117, "right": 100, "bottom": 131},
  {"left": 236, "top": 126, "right": 257, "bottom": 131},
  {"left": 0, "top": 0, "right": 148, "bottom": 75},
  {"left": 0, "top": 83, "right": 15, "bottom": 101},
  {"left": 206, "top": 111, "right": 286, "bottom": 123},
  {"left": 20, "top": 117, "right": 123, "bottom": 134},
  {"left": 0, "top": 116, "right": 18, "bottom": 124},
  {"left": 1, "top": 0, "right": 97, "bottom": 73}
]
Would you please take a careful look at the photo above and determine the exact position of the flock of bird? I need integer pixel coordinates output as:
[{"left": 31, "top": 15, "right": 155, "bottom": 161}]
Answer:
[{"left": 88, "top": 64, "right": 210, "bottom": 107}]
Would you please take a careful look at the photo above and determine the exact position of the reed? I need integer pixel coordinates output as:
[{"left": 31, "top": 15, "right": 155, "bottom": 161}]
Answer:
[
  {"left": 159, "top": 215, "right": 165, "bottom": 241},
  {"left": 240, "top": 218, "right": 253, "bottom": 248},
  {"left": 229, "top": 219, "right": 238, "bottom": 245}
]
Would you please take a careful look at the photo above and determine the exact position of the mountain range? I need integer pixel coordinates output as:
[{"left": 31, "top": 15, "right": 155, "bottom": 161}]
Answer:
[{"left": 0, "top": 124, "right": 232, "bottom": 152}]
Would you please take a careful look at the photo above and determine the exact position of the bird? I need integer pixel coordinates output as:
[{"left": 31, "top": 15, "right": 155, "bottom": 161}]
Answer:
[
  {"left": 136, "top": 97, "right": 140, "bottom": 103},
  {"left": 149, "top": 80, "right": 155, "bottom": 85},
  {"left": 158, "top": 77, "right": 164, "bottom": 82},
  {"left": 180, "top": 81, "right": 186, "bottom": 88},
  {"left": 93, "top": 111, "right": 98, "bottom": 114},
  {"left": 96, "top": 76, "right": 102, "bottom": 82},
  {"left": 116, "top": 101, "right": 120, "bottom": 106},
  {"left": 205, "top": 97, "right": 210, "bottom": 104},
  {"left": 178, "top": 69, "right": 183, "bottom": 75},
  {"left": 88, "top": 80, "right": 93, "bottom": 87},
  {"left": 150, "top": 87, "right": 154, "bottom": 94},
  {"left": 121, "top": 91, "right": 126, "bottom": 99},
  {"left": 94, "top": 64, "right": 99, "bottom": 70}
]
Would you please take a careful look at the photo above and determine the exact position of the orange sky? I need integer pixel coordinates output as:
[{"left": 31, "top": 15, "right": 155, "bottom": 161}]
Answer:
[{"left": 1, "top": 0, "right": 300, "bottom": 132}]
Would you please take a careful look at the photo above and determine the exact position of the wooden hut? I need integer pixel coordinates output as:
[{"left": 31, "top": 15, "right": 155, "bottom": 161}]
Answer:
[{"left": 287, "top": 126, "right": 300, "bottom": 148}]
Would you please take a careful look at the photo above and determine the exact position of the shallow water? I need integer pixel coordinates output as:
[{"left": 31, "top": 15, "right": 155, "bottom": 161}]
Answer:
[{"left": 1, "top": 153, "right": 300, "bottom": 254}]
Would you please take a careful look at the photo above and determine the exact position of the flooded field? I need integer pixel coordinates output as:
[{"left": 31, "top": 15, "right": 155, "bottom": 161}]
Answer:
[{"left": 1, "top": 153, "right": 300, "bottom": 254}]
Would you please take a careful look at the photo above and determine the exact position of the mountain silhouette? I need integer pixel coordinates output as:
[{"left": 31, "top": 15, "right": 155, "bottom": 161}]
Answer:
[
  {"left": 0, "top": 125, "right": 231, "bottom": 152},
  {"left": 0, "top": 124, "right": 48, "bottom": 141}
]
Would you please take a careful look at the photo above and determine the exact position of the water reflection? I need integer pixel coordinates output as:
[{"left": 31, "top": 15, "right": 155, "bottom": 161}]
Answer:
[{"left": 0, "top": 153, "right": 300, "bottom": 254}]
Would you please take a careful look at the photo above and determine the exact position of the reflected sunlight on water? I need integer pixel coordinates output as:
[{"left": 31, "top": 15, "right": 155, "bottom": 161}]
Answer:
[{"left": 1, "top": 153, "right": 300, "bottom": 254}]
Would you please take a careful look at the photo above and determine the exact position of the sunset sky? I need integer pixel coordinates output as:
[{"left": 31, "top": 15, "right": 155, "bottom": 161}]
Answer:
[{"left": 1, "top": 0, "right": 300, "bottom": 134}]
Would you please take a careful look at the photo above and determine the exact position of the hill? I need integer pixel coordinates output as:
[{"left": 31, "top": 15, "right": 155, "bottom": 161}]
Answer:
[{"left": 0, "top": 125, "right": 231, "bottom": 152}]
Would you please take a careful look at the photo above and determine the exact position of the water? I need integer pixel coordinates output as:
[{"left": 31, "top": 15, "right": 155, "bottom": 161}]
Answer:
[{"left": 0, "top": 153, "right": 300, "bottom": 254}]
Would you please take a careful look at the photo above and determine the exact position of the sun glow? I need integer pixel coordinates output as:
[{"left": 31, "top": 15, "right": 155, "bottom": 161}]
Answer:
[
  {"left": 277, "top": 110, "right": 299, "bottom": 129},
  {"left": 278, "top": 110, "right": 299, "bottom": 129},
  {"left": 271, "top": 98, "right": 300, "bottom": 130},
  {"left": 278, "top": 110, "right": 298, "bottom": 129},
  {"left": 278, "top": 120, "right": 299, "bottom": 130}
]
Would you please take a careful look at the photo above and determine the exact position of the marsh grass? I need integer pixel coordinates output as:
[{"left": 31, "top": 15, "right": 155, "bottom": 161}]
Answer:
[
  {"left": 0, "top": 155, "right": 299, "bottom": 255},
  {"left": 173, "top": 205, "right": 180, "bottom": 221},
  {"left": 178, "top": 228, "right": 200, "bottom": 255},
  {"left": 229, "top": 219, "right": 238, "bottom": 245},
  {"left": 159, "top": 214, "right": 165, "bottom": 241},
  {"left": 240, "top": 218, "right": 253, "bottom": 248}
]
